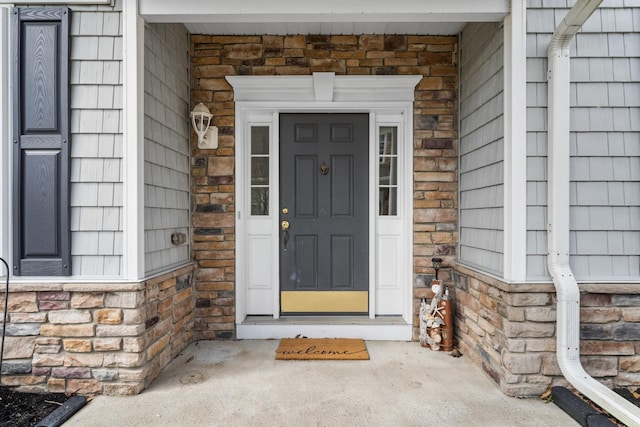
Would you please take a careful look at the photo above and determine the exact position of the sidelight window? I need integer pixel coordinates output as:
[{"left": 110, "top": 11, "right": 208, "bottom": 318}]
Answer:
[
  {"left": 378, "top": 126, "right": 398, "bottom": 216},
  {"left": 250, "top": 126, "right": 270, "bottom": 216}
]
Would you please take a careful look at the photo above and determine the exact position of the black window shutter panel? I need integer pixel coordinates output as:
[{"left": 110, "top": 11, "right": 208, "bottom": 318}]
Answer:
[{"left": 12, "top": 7, "right": 71, "bottom": 276}]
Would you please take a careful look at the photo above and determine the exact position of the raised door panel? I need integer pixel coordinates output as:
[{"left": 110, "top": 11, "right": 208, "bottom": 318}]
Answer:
[{"left": 280, "top": 113, "right": 369, "bottom": 313}]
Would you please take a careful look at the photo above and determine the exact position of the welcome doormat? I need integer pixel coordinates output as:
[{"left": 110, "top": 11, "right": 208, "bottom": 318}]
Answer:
[{"left": 275, "top": 338, "right": 369, "bottom": 360}]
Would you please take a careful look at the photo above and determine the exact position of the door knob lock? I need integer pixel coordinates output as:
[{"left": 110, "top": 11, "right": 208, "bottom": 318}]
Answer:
[{"left": 281, "top": 220, "right": 290, "bottom": 251}]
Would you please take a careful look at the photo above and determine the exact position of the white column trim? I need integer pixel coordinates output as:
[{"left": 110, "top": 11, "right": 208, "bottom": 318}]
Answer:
[
  {"left": 402, "top": 110, "right": 414, "bottom": 324},
  {"left": 503, "top": 0, "right": 527, "bottom": 281},
  {"left": 122, "top": 0, "right": 145, "bottom": 280},
  {"left": 270, "top": 112, "right": 281, "bottom": 320},
  {"left": 368, "top": 112, "right": 377, "bottom": 320},
  {"left": 0, "top": 7, "right": 10, "bottom": 270}
]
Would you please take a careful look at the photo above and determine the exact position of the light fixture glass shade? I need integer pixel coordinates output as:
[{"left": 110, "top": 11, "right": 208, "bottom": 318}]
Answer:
[{"left": 190, "top": 102, "right": 214, "bottom": 146}]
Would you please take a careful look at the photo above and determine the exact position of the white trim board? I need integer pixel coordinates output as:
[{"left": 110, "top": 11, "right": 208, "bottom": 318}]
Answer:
[
  {"left": 122, "top": 0, "right": 145, "bottom": 280},
  {"left": 0, "top": 7, "right": 10, "bottom": 267},
  {"left": 503, "top": 0, "right": 527, "bottom": 281},
  {"left": 237, "top": 322, "right": 412, "bottom": 341},
  {"left": 140, "top": 0, "right": 509, "bottom": 24},
  {"left": 229, "top": 74, "right": 422, "bottom": 103},
  {"left": 229, "top": 73, "right": 419, "bottom": 340}
]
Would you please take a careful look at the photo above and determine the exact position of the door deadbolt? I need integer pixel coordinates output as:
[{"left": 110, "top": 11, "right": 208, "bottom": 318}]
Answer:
[{"left": 282, "top": 207, "right": 288, "bottom": 214}]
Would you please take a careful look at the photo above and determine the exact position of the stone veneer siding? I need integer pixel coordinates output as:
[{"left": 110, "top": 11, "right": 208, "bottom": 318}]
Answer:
[
  {"left": 454, "top": 265, "right": 640, "bottom": 396},
  {"left": 189, "top": 35, "right": 459, "bottom": 340},
  {"left": 1, "top": 265, "right": 195, "bottom": 395}
]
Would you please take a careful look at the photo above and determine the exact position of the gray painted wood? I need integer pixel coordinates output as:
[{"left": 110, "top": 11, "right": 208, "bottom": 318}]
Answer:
[
  {"left": 12, "top": 7, "right": 70, "bottom": 276},
  {"left": 279, "top": 114, "right": 369, "bottom": 312}
]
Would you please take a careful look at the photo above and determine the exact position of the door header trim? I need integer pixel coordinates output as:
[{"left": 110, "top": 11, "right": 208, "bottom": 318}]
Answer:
[
  {"left": 233, "top": 75, "right": 416, "bottom": 326},
  {"left": 227, "top": 73, "right": 422, "bottom": 103}
]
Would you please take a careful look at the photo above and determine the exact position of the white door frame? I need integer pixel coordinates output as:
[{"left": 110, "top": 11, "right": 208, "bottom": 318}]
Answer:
[{"left": 229, "top": 73, "right": 420, "bottom": 340}]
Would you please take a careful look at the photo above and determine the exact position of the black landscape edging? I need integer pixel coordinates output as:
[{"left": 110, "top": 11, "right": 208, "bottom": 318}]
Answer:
[
  {"left": 35, "top": 395, "right": 87, "bottom": 427},
  {"left": 552, "top": 386, "right": 616, "bottom": 427}
]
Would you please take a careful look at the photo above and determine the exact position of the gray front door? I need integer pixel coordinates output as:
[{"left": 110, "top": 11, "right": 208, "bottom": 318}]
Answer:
[{"left": 279, "top": 113, "right": 369, "bottom": 314}]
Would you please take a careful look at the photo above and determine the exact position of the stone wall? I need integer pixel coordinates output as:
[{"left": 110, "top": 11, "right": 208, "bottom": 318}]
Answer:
[
  {"left": 454, "top": 265, "right": 640, "bottom": 396},
  {"left": 1, "top": 265, "right": 195, "bottom": 395},
  {"left": 190, "top": 34, "right": 459, "bottom": 340}
]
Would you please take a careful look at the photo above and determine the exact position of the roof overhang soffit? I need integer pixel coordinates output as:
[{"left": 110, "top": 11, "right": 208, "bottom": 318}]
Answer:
[{"left": 139, "top": 0, "right": 510, "bottom": 25}]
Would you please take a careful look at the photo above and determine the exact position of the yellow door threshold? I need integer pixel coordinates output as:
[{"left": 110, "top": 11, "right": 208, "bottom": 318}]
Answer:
[{"left": 280, "top": 291, "right": 368, "bottom": 313}]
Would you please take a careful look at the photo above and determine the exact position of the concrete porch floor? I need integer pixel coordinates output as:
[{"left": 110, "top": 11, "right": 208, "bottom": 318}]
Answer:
[{"left": 64, "top": 340, "right": 576, "bottom": 426}]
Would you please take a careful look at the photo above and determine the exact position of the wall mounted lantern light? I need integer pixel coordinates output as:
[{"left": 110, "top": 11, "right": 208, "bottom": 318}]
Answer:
[
  {"left": 431, "top": 257, "right": 442, "bottom": 280},
  {"left": 190, "top": 102, "right": 218, "bottom": 149}
]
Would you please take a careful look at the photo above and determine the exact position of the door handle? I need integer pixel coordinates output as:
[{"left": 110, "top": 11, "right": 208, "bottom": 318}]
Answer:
[{"left": 281, "top": 220, "right": 290, "bottom": 251}]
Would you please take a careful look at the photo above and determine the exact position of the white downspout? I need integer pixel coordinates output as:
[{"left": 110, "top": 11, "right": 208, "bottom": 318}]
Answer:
[{"left": 547, "top": 1, "right": 640, "bottom": 425}]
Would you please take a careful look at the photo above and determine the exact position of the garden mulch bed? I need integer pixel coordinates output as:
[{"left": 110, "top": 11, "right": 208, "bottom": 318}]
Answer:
[{"left": 0, "top": 386, "right": 68, "bottom": 427}]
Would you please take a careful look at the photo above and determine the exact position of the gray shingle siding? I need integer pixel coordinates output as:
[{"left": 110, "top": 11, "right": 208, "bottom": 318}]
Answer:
[
  {"left": 69, "top": 5, "right": 191, "bottom": 277},
  {"left": 143, "top": 23, "right": 191, "bottom": 275},
  {"left": 459, "top": 22, "right": 505, "bottom": 275},
  {"left": 526, "top": 1, "right": 640, "bottom": 280},
  {"left": 69, "top": 3, "right": 123, "bottom": 276}
]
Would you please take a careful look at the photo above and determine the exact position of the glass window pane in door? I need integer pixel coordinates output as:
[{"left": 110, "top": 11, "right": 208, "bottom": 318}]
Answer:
[
  {"left": 379, "top": 127, "right": 397, "bottom": 156},
  {"left": 250, "top": 126, "right": 270, "bottom": 216},
  {"left": 379, "top": 187, "right": 397, "bottom": 216},
  {"left": 379, "top": 157, "right": 397, "bottom": 186},
  {"left": 251, "top": 127, "right": 269, "bottom": 155},
  {"left": 251, "top": 157, "right": 269, "bottom": 185},
  {"left": 251, "top": 188, "right": 269, "bottom": 216},
  {"left": 378, "top": 126, "right": 398, "bottom": 216}
]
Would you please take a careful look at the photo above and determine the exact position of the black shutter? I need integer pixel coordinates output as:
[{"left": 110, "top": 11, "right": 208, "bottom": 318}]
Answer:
[{"left": 12, "top": 8, "right": 70, "bottom": 276}]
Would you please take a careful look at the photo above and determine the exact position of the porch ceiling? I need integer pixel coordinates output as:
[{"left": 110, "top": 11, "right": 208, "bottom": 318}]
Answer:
[{"left": 139, "top": 0, "right": 509, "bottom": 35}]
